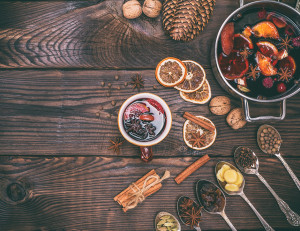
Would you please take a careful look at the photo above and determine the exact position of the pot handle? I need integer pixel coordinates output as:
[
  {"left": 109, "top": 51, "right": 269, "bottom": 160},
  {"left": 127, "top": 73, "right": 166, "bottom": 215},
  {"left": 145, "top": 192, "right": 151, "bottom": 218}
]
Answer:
[
  {"left": 240, "top": 0, "right": 244, "bottom": 7},
  {"left": 242, "top": 98, "right": 286, "bottom": 122}
]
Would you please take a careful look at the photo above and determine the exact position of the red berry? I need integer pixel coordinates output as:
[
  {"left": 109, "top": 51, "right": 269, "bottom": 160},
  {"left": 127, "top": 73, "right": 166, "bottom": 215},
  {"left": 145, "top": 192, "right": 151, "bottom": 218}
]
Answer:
[
  {"left": 262, "top": 77, "right": 274, "bottom": 88},
  {"left": 277, "top": 82, "right": 287, "bottom": 93}
]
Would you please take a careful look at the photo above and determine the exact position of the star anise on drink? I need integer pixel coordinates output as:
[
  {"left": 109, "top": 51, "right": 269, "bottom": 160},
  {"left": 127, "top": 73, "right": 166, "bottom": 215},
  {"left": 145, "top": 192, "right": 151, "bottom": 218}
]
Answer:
[
  {"left": 278, "top": 68, "right": 293, "bottom": 82},
  {"left": 279, "top": 36, "right": 293, "bottom": 50},
  {"left": 125, "top": 118, "right": 143, "bottom": 134},
  {"left": 179, "top": 198, "right": 194, "bottom": 211},
  {"left": 130, "top": 74, "right": 144, "bottom": 92},
  {"left": 246, "top": 65, "right": 260, "bottom": 81},
  {"left": 108, "top": 137, "right": 125, "bottom": 155},
  {"left": 240, "top": 48, "right": 252, "bottom": 59},
  {"left": 145, "top": 123, "right": 156, "bottom": 136},
  {"left": 181, "top": 206, "right": 202, "bottom": 228},
  {"left": 190, "top": 132, "right": 206, "bottom": 148}
]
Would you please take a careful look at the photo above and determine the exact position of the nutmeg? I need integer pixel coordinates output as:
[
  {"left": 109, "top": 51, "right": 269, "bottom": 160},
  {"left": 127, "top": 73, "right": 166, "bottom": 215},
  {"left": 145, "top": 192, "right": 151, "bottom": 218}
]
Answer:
[
  {"left": 143, "top": 0, "right": 162, "bottom": 18},
  {"left": 122, "top": 0, "right": 142, "bottom": 19}
]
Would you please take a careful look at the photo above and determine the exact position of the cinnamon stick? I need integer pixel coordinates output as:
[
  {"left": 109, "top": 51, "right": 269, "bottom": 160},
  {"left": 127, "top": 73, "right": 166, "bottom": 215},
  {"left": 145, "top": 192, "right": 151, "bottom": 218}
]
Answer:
[
  {"left": 114, "top": 169, "right": 168, "bottom": 212},
  {"left": 183, "top": 112, "right": 215, "bottom": 132},
  {"left": 175, "top": 154, "right": 210, "bottom": 184}
]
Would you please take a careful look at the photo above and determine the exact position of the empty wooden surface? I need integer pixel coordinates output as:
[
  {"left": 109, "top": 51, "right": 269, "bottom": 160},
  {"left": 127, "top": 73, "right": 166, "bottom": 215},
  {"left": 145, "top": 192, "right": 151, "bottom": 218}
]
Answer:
[{"left": 0, "top": 0, "right": 299, "bottom": 230}]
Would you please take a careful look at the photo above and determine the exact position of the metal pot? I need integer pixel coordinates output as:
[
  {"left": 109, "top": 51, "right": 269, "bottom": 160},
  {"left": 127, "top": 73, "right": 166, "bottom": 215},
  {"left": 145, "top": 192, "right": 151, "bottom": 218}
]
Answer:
[{"left": 211, "top": 0, "right": 300, "bottom": 122}]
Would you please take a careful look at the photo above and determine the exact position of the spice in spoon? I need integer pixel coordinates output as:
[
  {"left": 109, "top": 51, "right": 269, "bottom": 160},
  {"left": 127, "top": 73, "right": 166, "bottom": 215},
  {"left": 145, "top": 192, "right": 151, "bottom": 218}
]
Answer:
[
  {"left": 259, "top": 127, "right": 282, "bottom": 154},
  {"left": 235, "top": 147, "right": 256, "bottom": 168},
  {"left": 178, "top": 196, "right": 202, "bottom": 228},
  {"left": 156, "top": 214, "right": 179, "bottom": 231}
]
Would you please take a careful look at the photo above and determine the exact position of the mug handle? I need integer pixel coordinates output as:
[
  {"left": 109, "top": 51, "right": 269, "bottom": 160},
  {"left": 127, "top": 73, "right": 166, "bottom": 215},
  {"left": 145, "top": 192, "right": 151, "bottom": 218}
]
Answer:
[
  {"left": 140, "top": 146, "right": 153, "bottom": 162},
  {"left": 242, "top": 98, "right": 286, "bottom": 122}
]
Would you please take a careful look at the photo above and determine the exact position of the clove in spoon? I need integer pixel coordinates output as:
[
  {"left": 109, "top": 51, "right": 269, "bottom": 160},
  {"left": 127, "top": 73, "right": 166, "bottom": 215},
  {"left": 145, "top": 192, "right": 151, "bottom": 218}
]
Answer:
[
  {"left": 215, "top": 161, "right": 275, "bottom": 231},
  {"left": 177, "top": 196, "right": 202, "bottom": 231},
  {"left": 196, "top": 180, "right": 237, "bottom": 231},
  {"left": 257, "top": 124, "right": 300, "bottom": 190},
  {"left": 234, "top": 146, "right": 300, "bottom": 226}
]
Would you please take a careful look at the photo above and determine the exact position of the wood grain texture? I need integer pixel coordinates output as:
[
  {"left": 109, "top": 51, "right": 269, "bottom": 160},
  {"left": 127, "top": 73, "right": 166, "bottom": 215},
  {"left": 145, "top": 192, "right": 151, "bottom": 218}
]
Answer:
[
  {"left": 0, "top": 0, "right": 237, "bottom": 68},
  {"left": 0, "top": 156, "right": 299, "bottom": 231},
  {"left": 1, "top": 69, "right": 300, "bottom": 157}
]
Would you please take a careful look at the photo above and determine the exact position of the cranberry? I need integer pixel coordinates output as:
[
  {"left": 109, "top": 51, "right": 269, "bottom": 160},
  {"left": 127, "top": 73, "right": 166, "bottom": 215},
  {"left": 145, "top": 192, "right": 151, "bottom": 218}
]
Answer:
[
  {"left": 292, "top": 36, "right": 300, "bottom": 47},
  {"left": 277, "top": 82, "right": 287, "bottom": 93},
  {"left": 258, "top": 8, "right": 267, "bottom": 19},
  {"left": 262, "top": 77, "right": 274, "bottom": 88}
]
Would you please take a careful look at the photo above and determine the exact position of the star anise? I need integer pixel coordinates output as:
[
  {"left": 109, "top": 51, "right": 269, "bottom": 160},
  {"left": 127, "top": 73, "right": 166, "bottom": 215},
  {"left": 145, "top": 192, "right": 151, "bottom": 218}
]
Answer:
[
  {"left": 278, "top": 68, "right": 293, "bottom": 82},
  {"left": 108, "top": 137, "right": 124, "bottom": 155},
  {"left": 130, "top": 74, "right": 144, "bottom": 92},
  {"left": 181, "top": 206, "right": 202, "bottom": 228},
  {"left": 145, "top": 123, "right": 156, "bottom": 136},
  {"left": 125, "top": 118, "right": 144, "bottom": 134},
  {"left": 179, "top": 198, "right": 194, "bottom": 211},
  {"left": 240, "top": 48, "right": 252, "bottom": 59},
  {"left": 246, "top": 65, "right": 260, "bottom": 81},
  {"left": 279, "top": 36, "right": 293, "bottom": 50},
  {"left": 189, "top": 132, "right": 206, "bottom": 148}
]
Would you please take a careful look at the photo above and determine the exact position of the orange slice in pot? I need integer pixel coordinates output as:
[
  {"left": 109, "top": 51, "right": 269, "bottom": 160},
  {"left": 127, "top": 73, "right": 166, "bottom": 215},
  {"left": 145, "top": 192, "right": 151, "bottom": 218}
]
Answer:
[
  {"left": 174, "top": 60, "right": 206, "bottom": 93},
  {"left": 179, "top": 79, "right": 211, "bottom": 104},
  {"left": 155, "top": 57, "right": 187, "bottom": 87},
  {"left": 256, "top": 51, "right": 277, "bottom": 76},
  {"left": 183, "top": 115, "right": 216, "bottom": 150},
  {"left": 256, "top": 41, "right": 278, "bottom": 58},
  {"left": 252, "top": 21, "right": 279, "bottom": 39}
]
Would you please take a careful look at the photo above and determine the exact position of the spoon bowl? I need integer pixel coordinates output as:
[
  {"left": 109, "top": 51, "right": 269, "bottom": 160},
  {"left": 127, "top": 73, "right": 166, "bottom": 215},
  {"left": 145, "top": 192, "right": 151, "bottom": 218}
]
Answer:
[
  {"left": 234, "top": 146, "right": 259, "bottom": 175},
  {"left": 257, "top": 124, "right": 300, "bottom": 190},
  {"left": 155, "top": 211, "right": 181, "bottom": 231},
  {"left": 257, "top": 124, "right": 281, "bottom": 154},
  {"left": 215, "top": 161, "right": 245, "bottom": 196},
  {"left": 176, "top": 196, "right": 201, "bottom": 231}
]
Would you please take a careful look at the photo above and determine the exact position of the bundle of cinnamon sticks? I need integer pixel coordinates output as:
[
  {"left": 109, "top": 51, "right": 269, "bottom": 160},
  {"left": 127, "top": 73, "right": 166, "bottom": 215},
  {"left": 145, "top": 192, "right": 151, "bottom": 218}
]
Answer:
[{"left": 114, "top": 169, "right": 170, "bottom": 212}]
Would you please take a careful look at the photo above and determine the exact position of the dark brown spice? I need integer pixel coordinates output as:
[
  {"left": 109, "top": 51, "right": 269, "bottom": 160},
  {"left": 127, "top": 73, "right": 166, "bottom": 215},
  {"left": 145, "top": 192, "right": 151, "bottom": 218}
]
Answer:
[
  {"left": 178, "top": 197, "right": 202, "bottom": 228},
  {"left": 130, "top": 74, "right": 144, "bottom": 92},
  {"left": 236, "top": 147, "right": 256, "bottom": 168},
  {"left": 111, "top": 101, "right": 116, "bottom": 106},
  {"left": 115, "top": 75, "right": 119, "bottom": 80},
  {"left": 108, "top": 83, "right": 112, "bottom": 88},
  {"left": 108, "top": 137, "right": 125, "bottom": 155},
  {"left": 199, "top": 183, "right": 225, "bottom": 213}
]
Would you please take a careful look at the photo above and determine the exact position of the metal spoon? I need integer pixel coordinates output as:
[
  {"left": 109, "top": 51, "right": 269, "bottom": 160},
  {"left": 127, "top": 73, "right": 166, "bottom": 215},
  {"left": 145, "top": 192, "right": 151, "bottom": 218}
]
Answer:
[
  {"left": 177, "top": 196, "right": 201, "bottom": 231},
  {"left": 234, "top": 146, "right": 300, "bottom": 226},
  {"left": 196, "top": 180, "right": 237, "bottom": 231},
  {"left": 155, "top": 211, "right": 181, "bottom": 231},
  {"left": 215, "top": 161, "right": 274, "bottom": 231},
  {"left": 257, "top": 124, "right": 300, "bottom": 190}
]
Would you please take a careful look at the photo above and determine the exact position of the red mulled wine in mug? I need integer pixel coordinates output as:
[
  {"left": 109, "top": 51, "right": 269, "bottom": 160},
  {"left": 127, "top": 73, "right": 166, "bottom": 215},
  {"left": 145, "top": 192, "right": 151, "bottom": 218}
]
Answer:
[{"left": 123, "top": 98, "right": 166, "bottom": 142}]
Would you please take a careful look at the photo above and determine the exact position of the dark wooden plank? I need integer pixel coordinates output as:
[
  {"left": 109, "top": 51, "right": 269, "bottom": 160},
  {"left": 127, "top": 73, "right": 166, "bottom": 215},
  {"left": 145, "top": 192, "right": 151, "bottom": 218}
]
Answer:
[
  {"left": 0, "top": 0, "right": 238, "bottom": 68},
  {"left": 0, "top": 156, "right": 299, "bottom": 231},
  {"left": 1, "top": 69, "right": 300, "bottom": 157}
]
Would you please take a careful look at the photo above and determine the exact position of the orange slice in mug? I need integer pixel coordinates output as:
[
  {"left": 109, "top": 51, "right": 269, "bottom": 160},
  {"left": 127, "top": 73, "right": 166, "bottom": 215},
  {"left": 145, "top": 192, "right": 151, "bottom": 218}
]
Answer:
[{"left": 155, "top": 57, "right": 187, "bottom": 87}]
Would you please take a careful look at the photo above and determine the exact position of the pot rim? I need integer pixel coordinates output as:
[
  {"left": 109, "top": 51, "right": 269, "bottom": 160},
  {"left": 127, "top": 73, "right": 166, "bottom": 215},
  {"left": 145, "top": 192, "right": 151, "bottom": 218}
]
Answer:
[{"left": 214, "top": 0, "right": 300, "bottom": 103}]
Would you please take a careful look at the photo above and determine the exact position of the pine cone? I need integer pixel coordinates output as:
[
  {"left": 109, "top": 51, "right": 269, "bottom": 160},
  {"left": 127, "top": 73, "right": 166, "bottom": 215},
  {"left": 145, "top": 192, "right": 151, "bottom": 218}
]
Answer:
[{"left": 162, "top": 0, "right": 216, "bottom": 42}]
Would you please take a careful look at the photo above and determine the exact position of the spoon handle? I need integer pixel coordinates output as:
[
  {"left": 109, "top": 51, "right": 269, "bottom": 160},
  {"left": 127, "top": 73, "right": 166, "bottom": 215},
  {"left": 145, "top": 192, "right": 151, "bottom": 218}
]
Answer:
[
  {"left": 275, "top": 153, "right": 300, "bottom": 191},
  {"left": 240, "top": 192, "right": 274, "bottom": 231},
  {"left": 220, "top": 211, "right": 237, "bottom": 231},
  {"left": 194, "top": 226, "right": 201, "bottom": 231},
  {"left": 257, "top": 172, "right": 300, "bottom": 226}
]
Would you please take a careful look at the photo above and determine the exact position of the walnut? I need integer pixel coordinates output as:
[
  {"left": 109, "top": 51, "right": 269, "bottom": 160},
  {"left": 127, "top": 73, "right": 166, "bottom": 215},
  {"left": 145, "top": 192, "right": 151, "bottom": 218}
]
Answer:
[
  {"left": 209, "top": 96, "right": 231, "bottom": 115},
  {"left": 143, "top": 0, "right": 162, "bottom": 18},
  {"left": 122, "top": 0, "right": 142, "bottom": 19}
]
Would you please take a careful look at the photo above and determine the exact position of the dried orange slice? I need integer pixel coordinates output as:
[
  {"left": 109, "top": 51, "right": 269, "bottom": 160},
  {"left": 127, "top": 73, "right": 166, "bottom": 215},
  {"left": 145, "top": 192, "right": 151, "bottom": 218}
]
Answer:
[
  {"left": 183, "top": 115, "right": 216, "bottom": 150},
  {"left": 174, "top": 60, "right": 206, "bottom": 93},
  {"left": 179, "top": 79, "right": 211, "bottom": 104},
  {"left": 155, "top": 57, "right": 187, "bottom": 87}
]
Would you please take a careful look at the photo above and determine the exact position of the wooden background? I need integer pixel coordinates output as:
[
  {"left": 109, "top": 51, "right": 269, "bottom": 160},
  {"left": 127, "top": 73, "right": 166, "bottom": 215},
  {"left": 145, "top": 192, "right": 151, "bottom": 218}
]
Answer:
[{"left": 0, "top": 0, "right": 299, "bottom": 230}]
